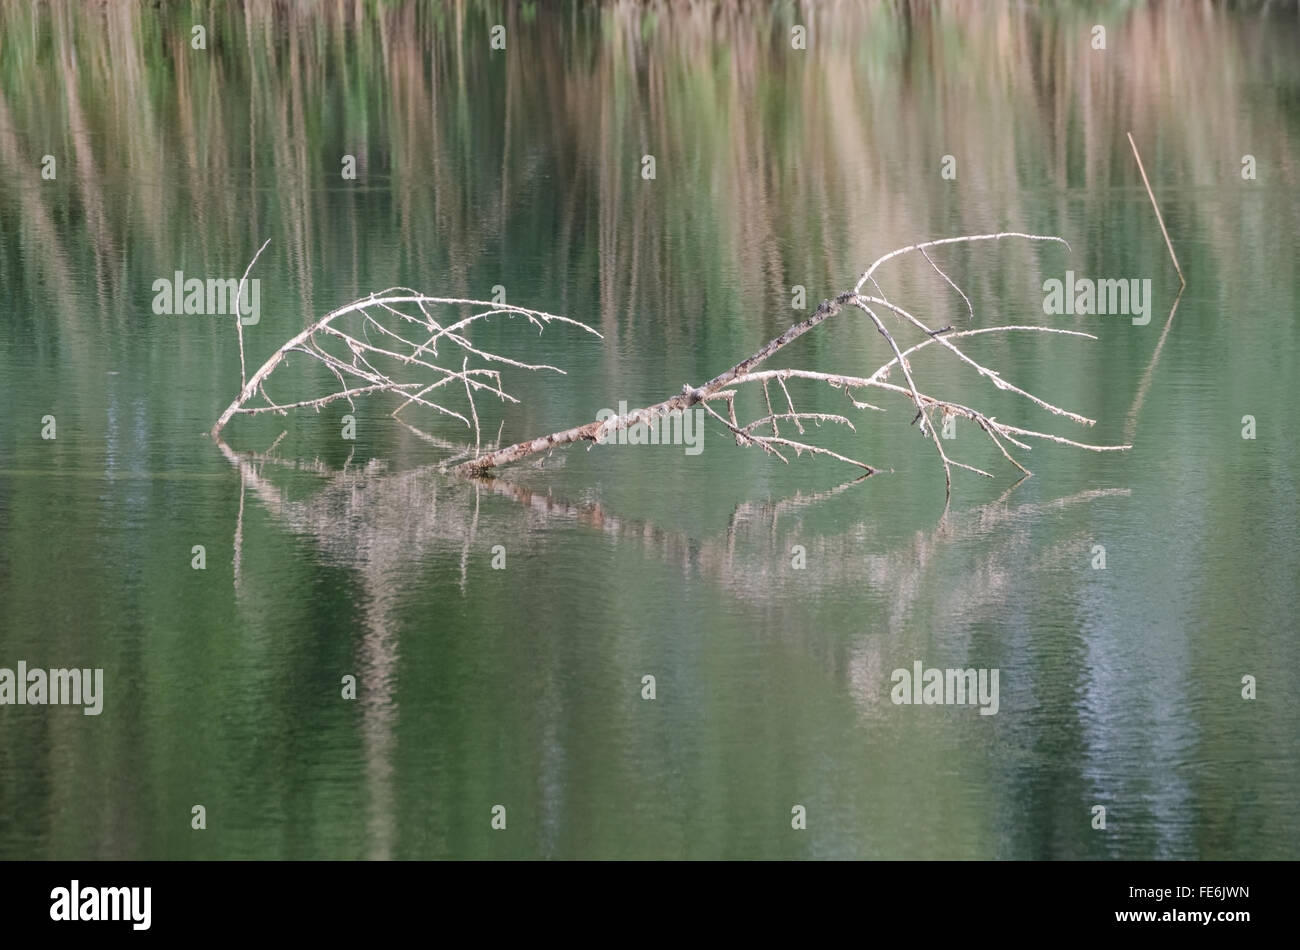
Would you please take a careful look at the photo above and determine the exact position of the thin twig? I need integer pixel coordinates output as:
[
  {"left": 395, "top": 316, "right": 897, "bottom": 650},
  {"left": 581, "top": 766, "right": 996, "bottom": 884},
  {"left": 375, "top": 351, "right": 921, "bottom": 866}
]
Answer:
[
  {"left": 1127, "top": 131, "right": 1186, "bottom": 287},
  {"left": 236, "top": 238, "right": 271, "bottom": 390}
]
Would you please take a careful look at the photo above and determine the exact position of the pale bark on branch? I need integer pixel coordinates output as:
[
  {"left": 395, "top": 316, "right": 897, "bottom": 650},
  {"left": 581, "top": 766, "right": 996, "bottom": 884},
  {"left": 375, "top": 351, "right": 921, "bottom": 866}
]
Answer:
[
  {"left": 449, "top": 232, "right": 1128, "bottom": 492},
  {"left": 210, "top": 281, "right": 601, "bottom": 441},
  {"left": 212, "top": 233, "right": 1132, "bottom": 497}
]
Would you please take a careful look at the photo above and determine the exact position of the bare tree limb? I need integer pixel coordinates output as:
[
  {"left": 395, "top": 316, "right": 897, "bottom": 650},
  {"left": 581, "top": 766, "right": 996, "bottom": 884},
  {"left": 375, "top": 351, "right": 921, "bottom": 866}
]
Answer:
[
  {"left": 235, "top": 238, "right": 271, "bottom": 390},
  {"left": 214, "top": 232, "right": 1132, "bottom": 498},
  {"left": 210, "top": 282, "right": 600, "bottom": 440}
]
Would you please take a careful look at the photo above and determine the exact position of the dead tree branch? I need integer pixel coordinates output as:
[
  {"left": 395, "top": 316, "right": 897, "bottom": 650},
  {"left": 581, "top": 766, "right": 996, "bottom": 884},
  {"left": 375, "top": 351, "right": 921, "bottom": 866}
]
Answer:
[
  {"left": 210, "top": 261, "right": 602, "bottom": 444},
  {"left": 213, "top": 232, "right": 1132, "bottom": 497},
  {"left": 450, "top": 232, "right": 1129, "bottom": 493}
]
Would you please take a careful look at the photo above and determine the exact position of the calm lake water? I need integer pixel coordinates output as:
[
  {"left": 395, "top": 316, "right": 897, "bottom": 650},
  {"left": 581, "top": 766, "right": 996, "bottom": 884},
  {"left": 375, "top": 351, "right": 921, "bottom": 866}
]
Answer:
[{"left": 1, "top": 1, "right": 1297, "bottom": 859}]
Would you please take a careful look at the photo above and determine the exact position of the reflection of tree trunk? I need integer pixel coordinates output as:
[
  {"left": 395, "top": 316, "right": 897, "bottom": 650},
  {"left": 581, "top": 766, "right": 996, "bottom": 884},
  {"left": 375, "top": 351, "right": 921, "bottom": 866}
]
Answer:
[
  {"left": 221, "top": 438, "right": 1128, "bottom": 627},
  {"left": 219, "top": 439, "right": 1131, "bottom": 856},
  {"left": 57, "top": 11, "right": 119, "bottom": 317},
  {"left": 359, "top": 563, "right": 399, "bottom": 861},
  {"left": 223, "top": 443, "right": 409, "bottom": 859},
  {"left": 0, "top": 93, "right": 82, "bottom": 357}
]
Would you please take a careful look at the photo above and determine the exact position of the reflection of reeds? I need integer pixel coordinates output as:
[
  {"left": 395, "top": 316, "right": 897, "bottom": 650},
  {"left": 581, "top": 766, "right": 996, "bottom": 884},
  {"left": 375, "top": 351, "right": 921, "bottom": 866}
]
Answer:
[{"left": 1, "top": 1, "right": 1294, "bottom": 382}]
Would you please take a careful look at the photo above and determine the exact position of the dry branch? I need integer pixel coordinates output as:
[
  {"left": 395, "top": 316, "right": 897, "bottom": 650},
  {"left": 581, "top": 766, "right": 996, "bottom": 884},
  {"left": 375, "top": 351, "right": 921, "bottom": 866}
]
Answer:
[
  {"left": 210, "top": 266, "right": 602, "bottom": 444},
  {"left": 213, "top": 232, "right": 1133, "bottom": 497},
  {"left": 449, "top": 232, "right": 1128, "bottom": 493}
]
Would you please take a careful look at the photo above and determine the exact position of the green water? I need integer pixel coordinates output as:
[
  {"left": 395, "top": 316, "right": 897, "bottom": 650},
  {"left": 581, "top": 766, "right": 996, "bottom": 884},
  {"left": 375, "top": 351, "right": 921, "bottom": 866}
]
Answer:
[{"left": 0, "top": 1, "right": 1297, "bottom": 860}]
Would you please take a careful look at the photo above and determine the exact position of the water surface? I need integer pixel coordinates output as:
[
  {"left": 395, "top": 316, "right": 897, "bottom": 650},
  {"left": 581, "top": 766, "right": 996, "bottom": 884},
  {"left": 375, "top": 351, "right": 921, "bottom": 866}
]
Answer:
[{"left": 0, "top": 1, "right": 1296, "bottom": 859}]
